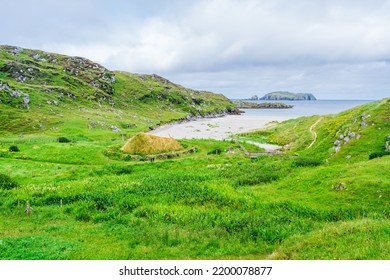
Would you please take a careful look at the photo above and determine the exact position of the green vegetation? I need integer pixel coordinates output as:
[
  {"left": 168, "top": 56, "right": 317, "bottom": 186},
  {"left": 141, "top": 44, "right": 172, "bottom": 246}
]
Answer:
[
  {"left": 58, "top": 137, "right": 72, "bottom": 143},
  {"left": 369, "top": 151, "right": 390, "bottom": 160},
  {"left": 0, "top": 173, "right": 19, "bottom": 190},
  {"left": 8, "top": 145, "right": 19, "bottom": 152},
  {"left": 0, "top": 46, "right": 389, "bottom": 260}
]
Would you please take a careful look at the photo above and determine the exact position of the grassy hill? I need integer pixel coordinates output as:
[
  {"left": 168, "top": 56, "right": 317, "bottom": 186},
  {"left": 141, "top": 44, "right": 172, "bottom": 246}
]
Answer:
[
  {"left": 0, "top": 45, "right": 236, "bottom": 138},
  {"left": 0, "top": 46, "right": 388, "bottom": 260}
]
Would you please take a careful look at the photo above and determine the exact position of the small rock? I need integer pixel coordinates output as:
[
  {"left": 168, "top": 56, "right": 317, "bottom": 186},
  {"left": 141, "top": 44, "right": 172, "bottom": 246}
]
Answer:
[
  {"left": 385, "top": 141, "right": 389, "bottom": 152},
  {"left": 348, "top": 132, "right": 356, "bottom": 138},
  {"left": 335, "top": 146, "right": 341, "bottom": 153},
  {"left": 334, "top": 140, "right": 342, "bottom": 146},
  {"left": 10, "top": 90, "right": 21, "bottom": 98},
  {"left": 332, "top": 182, "right": 347, "bottom": 191},
  {"left": 33, "top": 53, "right": 40, "bottom": 60},
  {"left": 339, "top": 134, "right": 345, "bottom": 139},
  {"left": 360, "top": 122, "right": 367, "bottom": 127},
  {"left": 387, "top": 134, "right": 390, "bottom": 140},
  {"left": 0, "top": 82, "right": 10, "bottom": 91},
  {"left": 111, "top": 126, "right": 121, "bottom": 133},
  {"left": 346, "top": 155, "right": 351, "bottom": 159},
  {"left": 22, "top": 94, "right": 30, "bottom": 104},
  {"left": 344, "top": 136, "right": 350, "bottom": 143},
  {"left": 227, "top": 146, "right": 235, "bottom": 153}
]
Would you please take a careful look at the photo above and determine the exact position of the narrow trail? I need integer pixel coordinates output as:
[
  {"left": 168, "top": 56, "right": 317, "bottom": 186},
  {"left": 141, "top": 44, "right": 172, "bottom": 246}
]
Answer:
[{"left": 306, "top": 117, "right": 323, "bottom": 149}]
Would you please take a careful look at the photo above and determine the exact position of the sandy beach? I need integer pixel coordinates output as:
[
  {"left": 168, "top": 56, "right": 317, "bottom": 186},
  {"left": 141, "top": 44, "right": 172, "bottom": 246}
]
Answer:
[{"left": 149, "top": 114, "right": 289, "bottom": 140}]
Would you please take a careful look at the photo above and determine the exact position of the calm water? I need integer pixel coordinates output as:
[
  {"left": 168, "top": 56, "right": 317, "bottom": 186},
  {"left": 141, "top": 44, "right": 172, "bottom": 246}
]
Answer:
[{"left": 241, "top": 100, "right": 374, "bottom": 118}]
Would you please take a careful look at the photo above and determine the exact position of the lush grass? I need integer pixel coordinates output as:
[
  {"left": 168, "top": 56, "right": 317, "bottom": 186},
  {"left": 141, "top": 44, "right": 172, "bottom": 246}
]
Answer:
[
  {"left": 0, "top": 46, "right": 389, "bottom": 260},
  {"left": 0, "top": 135, "right": 388, "bottom": 259}
]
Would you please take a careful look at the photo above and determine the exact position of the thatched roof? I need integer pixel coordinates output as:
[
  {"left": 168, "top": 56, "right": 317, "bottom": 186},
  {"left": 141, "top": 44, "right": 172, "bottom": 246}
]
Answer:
[{"left": 121, "top": 133, "right": 183, "bottom": 154}]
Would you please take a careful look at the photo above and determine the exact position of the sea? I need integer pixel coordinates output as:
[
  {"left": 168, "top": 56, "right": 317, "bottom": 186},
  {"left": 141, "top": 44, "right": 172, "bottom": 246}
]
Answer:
[
  {"left": 238, "top": 100, "right": 375, "bottom": 118},
  {"left": 150, "top": 100, "right": 376, "bottom": 140}
]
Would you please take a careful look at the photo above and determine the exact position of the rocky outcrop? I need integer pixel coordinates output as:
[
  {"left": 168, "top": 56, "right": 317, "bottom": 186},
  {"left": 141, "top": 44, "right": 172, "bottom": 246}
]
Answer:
[
  {"left": 333, "top": 113, "right": 370, "bottom": 153},
  {"left": 233, "top": 100, "right": 293, "bottom": 109}
]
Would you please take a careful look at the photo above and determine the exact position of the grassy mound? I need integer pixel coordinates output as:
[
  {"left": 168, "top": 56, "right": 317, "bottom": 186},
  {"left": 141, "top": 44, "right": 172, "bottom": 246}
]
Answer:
[{"left": 121, "top": 133, "right": 183, "bottom": 154}]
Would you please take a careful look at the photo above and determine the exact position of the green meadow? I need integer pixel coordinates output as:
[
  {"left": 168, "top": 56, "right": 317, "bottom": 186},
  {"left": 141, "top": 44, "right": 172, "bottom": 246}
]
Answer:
[{"left": 0, "top": 46, "right": 389, "bottom": 260}]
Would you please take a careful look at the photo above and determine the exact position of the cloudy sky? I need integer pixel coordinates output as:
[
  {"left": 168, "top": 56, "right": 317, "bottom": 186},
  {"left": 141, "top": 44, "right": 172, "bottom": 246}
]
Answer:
[{"left": 1, "top": 0, "right": 390, "bottom": 99}]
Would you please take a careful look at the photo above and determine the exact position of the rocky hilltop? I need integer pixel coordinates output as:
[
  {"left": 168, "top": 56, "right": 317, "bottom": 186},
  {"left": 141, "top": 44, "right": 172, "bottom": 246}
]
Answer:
[{"left": 258, "top": 91, "right": 316, "bottom": 101}]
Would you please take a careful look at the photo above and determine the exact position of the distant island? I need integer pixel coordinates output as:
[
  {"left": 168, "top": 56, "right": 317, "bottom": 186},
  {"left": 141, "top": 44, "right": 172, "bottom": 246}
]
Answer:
[
  {"left": 233, "top": 100, "right": 293, "bottom": 109},
  {"left": 250, "top": 91, "right": 317, "bottom": 101}
]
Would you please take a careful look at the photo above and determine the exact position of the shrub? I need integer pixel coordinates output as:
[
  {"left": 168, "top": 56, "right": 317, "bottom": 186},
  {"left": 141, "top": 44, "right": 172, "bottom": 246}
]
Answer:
[
  {"left": 369, "top": 151, "right": 390, "bottom": 160},
  {"left": 0, "top": 174, "right": 19, "bottom": 190},
  {"left": 9, "top": 145, "right": 19, "bottom": 152},
  {"left": 58, "top": 137, "right": 71, "bottom": 143},
  {"left": 207, "top": 148, "right": 222, "bottom": 155},
  {"left": 110, "top": 165, "right": 133, "bottom": 175},
  {"left": 292, "top": 158, "right": 322, "bottom": 167}
]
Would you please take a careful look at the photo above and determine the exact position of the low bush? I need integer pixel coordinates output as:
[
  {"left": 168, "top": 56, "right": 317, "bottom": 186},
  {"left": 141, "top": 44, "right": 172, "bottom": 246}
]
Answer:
[
  {"left": 207, "top": 148, "right": 222, "bottom": 155},
  {"left": 0, "top": 174, "right": 19, "bottom": 190},
  {"left": 9, "top": 145, "right": 19, "bottom": 152},
  {"left": 369, "top": 151, "right": 390, "bottom": 160},
  {"left": 292, "top": 158, "right": 322, "bottom": 167},
  {"left": 58, "top": 137, "right": 72, "bottom": 143}
]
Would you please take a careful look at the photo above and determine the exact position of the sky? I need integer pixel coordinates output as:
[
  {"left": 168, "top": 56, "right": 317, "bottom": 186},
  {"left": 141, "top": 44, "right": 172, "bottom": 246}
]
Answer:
[{"left": 1, "top": 0, "right": 390, "bottom": 100}]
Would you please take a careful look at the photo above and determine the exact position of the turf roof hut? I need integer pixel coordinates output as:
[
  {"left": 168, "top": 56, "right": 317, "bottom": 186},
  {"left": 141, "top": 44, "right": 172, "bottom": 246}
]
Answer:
[{"left": 121, "top": 133, "right": 183, "bottom": 154}]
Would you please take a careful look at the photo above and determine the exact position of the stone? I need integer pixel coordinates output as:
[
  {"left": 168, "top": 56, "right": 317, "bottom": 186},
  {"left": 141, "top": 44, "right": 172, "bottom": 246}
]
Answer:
[
  {"left": 344, "top": 136, "right": 350, "bottom": 143},
  {"left": 47, "top": 100, "right": 58, "bottom": 106},
  {"left": 0, "top": 82, "right": 10, "bottom": 91},
  {"left": 17, "top": 75, "right": 27, "bottom": 83},
  {"left": 339, "top": 134, "right": 345, "bottom": 139},
  {"left": 334, "top": 140, "right": 342, "bottom": 146},
  {"left": 33, "top": 53, "right": 40, "bottom": 60},
  {"left": 346, "top": 155, "right": 351, "bottom": 159},
  {"left": 111, "top": 126, "right": 121, "bottom": 133},
  {"left": 387, "top": 134, "right": 390, "bottom": 140},
  {"left": 333, "top": 182, "right": 347, "bottom": 191},
  {"left": 360, "top": 122, "right": 367, "bottom": 127},
  {"left": 10, "top": 90, "right": 21, "bottom": 98},
  {"left": 22, "top": 94, "right": 30, "bottom": 104},
  {"left": 348, "top": 132, "right": 356, "bottom": 138},
  {"left": 335, "top": 146, "right": 340, "bottom": 153},
  {"left": 386, "top": 141, "right": 389, "bottom": 152}
]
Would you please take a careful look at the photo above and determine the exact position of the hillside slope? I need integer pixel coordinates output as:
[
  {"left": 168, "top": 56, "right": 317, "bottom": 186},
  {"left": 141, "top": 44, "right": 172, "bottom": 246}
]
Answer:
[
  {"left": 0, "top": 45, "right": 236, "bottom": 138},
  {"left": 243, "top": 99, "right": 390, "bottom": 163}
]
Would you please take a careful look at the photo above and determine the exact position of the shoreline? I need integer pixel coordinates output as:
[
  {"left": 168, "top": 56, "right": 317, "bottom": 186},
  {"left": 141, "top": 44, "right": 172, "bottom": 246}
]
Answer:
[{"left": 149, "top": 113, "right": 289, "bottom": 140}]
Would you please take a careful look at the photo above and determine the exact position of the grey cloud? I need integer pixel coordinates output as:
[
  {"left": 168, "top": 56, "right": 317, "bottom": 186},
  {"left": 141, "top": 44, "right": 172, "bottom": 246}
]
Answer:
[{"left": 1, "top": 0, "right": 390, "bottom": 99}]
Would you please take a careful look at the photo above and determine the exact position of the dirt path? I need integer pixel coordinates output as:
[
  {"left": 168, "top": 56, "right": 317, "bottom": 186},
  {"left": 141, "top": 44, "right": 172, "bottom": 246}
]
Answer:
[{"left": 307, "top": 117, "right": 323, "bottom": 149}]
